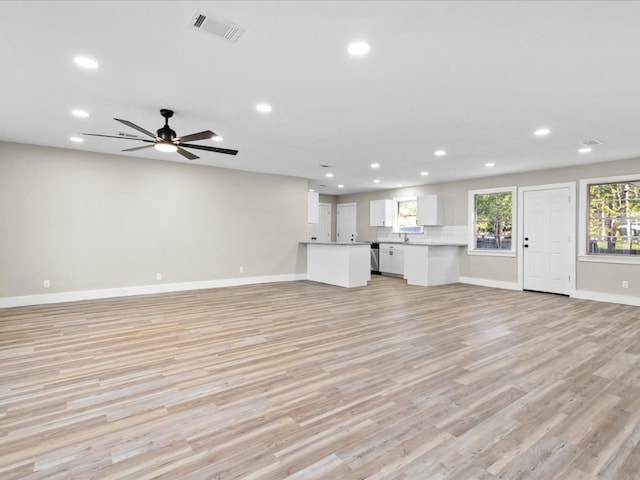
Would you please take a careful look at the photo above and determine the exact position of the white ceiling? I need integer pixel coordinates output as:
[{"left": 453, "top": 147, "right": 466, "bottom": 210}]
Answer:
[{"left": 2, "top": 1, "right": 640, "bottom": 195}]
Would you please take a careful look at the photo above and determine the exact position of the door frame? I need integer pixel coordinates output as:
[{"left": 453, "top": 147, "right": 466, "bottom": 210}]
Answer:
[{"left": 517, "top": 182, "right": 576, "bottom": 295}]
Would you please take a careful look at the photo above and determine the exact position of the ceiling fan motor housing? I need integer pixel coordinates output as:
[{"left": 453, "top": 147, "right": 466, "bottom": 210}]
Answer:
[
  {"left": 157, "top": 125, "right": 177, "bottom": 142},
  {"left": 158, "top": 109, "right": 176, "bottom": 141}
]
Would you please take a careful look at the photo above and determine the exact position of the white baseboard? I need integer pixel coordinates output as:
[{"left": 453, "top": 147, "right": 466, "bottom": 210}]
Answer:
[
  {"left": 572, "top": 290, "right": 640, "bottom": 307},
  {"left": 459, "top": 277, "right": 640, "bottom": 307},
  {"left": 458, "top": 276, "right": 520, "bottom": 291},
  {"left": 0, "top": 274, "right": 308, "bottom": 308}
]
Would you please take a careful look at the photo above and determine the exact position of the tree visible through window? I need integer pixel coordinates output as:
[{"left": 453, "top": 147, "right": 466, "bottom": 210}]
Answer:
[
  {"left": 469, "top": 188, "right": 514, "bottom": 251},
  {"left": 588, "top": 181, "right": 640, "bottom": 255},
  {"left": 397, "top": 199, "right": 418, "bottom": 232}
]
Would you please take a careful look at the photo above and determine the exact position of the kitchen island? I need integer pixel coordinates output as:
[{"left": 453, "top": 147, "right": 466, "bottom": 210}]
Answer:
[
  {"left": 304, "top": 242, "right": 371, "bottom": 288},
  {"left": 403, "top": 243, "right": 465, "bottom": 286}
]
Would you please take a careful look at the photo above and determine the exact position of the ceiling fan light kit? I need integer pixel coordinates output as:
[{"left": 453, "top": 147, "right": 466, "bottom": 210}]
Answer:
[
  {"left": 82, "top": 109, "right": 238, "bottom": 161},
  {"left": 154, "top": 143, "right": 178, "bottom": 153}
]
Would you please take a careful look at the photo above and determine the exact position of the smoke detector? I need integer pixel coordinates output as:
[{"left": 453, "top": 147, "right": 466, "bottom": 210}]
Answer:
[{"left": 189, "top": 11, "right": 245, "bottom": 43}]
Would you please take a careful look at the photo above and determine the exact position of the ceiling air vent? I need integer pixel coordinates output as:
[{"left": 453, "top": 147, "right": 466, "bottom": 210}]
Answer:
[
  {"left": 189, "top": 11, "right": 245, "bottom": 43},
  {"left": 582, "top": 139, "right": 605, "bottom": 146}
]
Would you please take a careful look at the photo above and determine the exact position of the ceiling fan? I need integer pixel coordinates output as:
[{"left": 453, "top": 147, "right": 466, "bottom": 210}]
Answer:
[{"left": 82, "top": 109, "right": 238, "bottom": 160}]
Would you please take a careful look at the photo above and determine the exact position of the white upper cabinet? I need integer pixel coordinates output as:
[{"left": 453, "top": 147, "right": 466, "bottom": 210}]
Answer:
[
  {"left": 308, "top": 191, "right": 319, "bottom": 224},
  {"left": 417, "top": 194, "right": 445, "bottom": 226},
  {"left": 370, "top": 199, "right": 394, "bottom": 227}
]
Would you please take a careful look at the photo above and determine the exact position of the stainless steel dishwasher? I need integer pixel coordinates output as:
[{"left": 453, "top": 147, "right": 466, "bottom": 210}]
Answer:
[{"left": 370, "top": 242, "right": 380, "bottom": 274}]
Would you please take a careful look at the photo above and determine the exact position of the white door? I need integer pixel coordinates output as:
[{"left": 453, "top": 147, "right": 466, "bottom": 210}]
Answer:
[
  {"left": 308, "top": 203, "right": 331, "bottom": 242},
  {"left": 522, "top": 186, "right": 573, "bottom": 295},
  {"left": 317, "top": 203, "right": 331, "bottom": 242},
  {"left": 337, "top": 203, "right": 357, "bottom": 243}
]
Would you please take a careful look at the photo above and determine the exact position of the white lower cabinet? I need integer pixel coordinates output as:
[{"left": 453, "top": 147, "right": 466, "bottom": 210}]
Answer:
[
  {"left": 404, "top": 245, "right": 461, "bottom": 286},
  {"left": 379, "top": 244, "right": 404, "bottom": 276}
]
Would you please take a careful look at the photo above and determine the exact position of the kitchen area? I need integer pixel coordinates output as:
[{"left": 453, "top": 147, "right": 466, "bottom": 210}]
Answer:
[{"left": 305, "top": 192, "right": 467, "bottom": 288}]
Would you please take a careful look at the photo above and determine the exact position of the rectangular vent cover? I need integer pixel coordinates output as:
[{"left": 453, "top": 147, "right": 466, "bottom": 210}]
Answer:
[
  {"left": 582, "top": 139, "right": 605, "bottom": 146},
  {"left": 190, "top": 11, "right": 245, "bottom": 43}
]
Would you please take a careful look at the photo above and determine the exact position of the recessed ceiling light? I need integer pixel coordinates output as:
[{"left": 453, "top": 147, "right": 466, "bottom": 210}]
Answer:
[
  {"left": 370, "top": 163, "right": 380, "bottom": 169},
  {"left": 309, "top": 189, "right": 315, "bottom": 192},
  {"left": 434, "top": 150, "right": 446, "bottom": 157},
  {"left": 74, "top": 56, "right": 99, "bottom": 69},
  {"left": 348, "top": 41, "right": 370, "bottom": 56},
  {"left": 71, "top": 109, "right": 89, "bottom": 118},
  {"left": 256, "top": 103, "right": 272, "bottom": 113},
  {"left": 338, "top": 184, "right": 344, "bottom": 189},
  {"left": 373, "top": 179, "right": 381, "bottom": 183},
  {"left": 420, "top": 171, "right": 429, "bottom": 176},
  {"left": 534, "top": 128, "right": 551, "bottom": 136},
  {"left": 578, "top": 147, "right": 592, "bottom": 153},
  {"left": 485, "top": 162, "right": 495, "bottom": 167},
  {"left": 211, "top": 135, "right": 223, "bottom": 142},
  {"left": 70, "top": 136, "right": 84, "bottom": 143},
  {"left": 326, "top": 173, "right": 334, "bottom": 178},
  {"left": 396, "top": 184, "right": 403, "bottom": 188}
]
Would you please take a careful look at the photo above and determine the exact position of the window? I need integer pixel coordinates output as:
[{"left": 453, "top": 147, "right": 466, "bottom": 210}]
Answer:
[
  {"left": 468, "top": 187, "right": 516, "bottom": 254},
  {"left": 580, "top": 175, "right": 640, "bottom": 260},
  {"left": 394, "top": 197, "right": 423, "bottom": 233}
]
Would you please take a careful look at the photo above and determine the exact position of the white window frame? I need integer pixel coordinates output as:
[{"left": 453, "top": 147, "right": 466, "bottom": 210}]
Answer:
[
  {"left": 468, "top": 186, "right": 517, "bottom": 256},
  {"left": 578, "top": 174, "right": 640, "bottom": 265},
  {"left": 392, "top": 196, "right": 424, "bottom": 234}
]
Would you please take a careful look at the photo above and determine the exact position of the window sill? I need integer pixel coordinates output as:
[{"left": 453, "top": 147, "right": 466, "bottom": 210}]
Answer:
[
  {"left": 467, "top": 249, "right": 516, "bottom": 258},
  {"left": 578, "top": 254, "right": 640, "bottom": 265}
]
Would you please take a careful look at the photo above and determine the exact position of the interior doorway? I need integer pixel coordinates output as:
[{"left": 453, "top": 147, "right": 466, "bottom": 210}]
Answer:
[
  {"left": 336, "top": 203, "right": 357, "bottom": 243},
  {"left": 308, "top": 203, "right": 332, "bottom": 242}
]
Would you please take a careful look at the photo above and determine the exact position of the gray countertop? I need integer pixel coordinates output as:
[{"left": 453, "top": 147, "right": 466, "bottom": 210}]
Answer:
[
  {"left": 379, "top": 241, "right": 467, "bottom": 246},
  {"left": 302, "top": 241, "right": 466, "bottom": 246},
  {"left": 302, "top": 242, "right": 371, "bottom": 246}
]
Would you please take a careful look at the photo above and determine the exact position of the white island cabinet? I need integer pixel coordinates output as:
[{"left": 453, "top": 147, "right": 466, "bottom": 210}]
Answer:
[
  {"left": 306, "top": 243, "right": 371, "bottom": 288},
  {"left": 404, "top": 244, "right": 461, "bottom": 286}
]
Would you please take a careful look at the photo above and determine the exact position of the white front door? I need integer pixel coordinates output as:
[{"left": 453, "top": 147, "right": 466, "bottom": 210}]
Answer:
[
  {"left": 521, "top": 185, "right": 574, "bottom": 295},
  {"left": 337, "top": 203, "right": 357, "bottom": 243}
]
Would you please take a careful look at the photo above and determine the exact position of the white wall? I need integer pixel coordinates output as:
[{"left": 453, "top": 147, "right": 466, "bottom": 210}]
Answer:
[{"left": 0, "top": 142, "right": 308, "bottom": 303}]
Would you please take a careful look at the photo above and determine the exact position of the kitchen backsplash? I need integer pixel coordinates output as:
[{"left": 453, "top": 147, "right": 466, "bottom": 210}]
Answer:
[{"left": 377, "top": 225, "right": 468, "bottom": 244}]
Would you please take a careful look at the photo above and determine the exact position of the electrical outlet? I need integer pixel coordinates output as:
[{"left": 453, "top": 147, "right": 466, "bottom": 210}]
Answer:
[
  {"left": 156, "top": 273, "right": 162, "bottom": 281},
  {"left": 622, "top": 280, "right": 629, "bottom": 289},
  {"left": 43, "top": 280, "right": 50, "bottom": 288},
  {"left": 239, "top": 266, "right": 244, "bottom": 273}
]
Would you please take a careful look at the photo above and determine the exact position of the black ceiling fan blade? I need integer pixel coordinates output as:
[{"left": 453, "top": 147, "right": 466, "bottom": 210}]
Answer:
[
  {"left": 122, "top": 144, "right": 155, "bottom": 152},
  {"left": 114, "top": 118, "right": 157, "bottom": 139},
  {"left": 180, "top": 143, "right": 239, "bottom": 156},
  {"left": 176, "top": 146, "right": 199, "bottom": 160},
  {"left": 81, "top": 133, "right": 155, "bottom": 143},
  {"left": 178, "top": 130, "right": 216, "bottom": 143}
]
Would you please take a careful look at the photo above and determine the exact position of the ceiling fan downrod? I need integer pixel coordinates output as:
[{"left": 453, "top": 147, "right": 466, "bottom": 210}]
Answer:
[{"left": 157, "top": 109, "right": 176, "bottom": 141}]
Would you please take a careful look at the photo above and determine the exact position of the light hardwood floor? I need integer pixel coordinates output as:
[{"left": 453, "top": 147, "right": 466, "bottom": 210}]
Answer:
[{"left": 1, "top": 276, "right": 639, "bottom": 479}]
